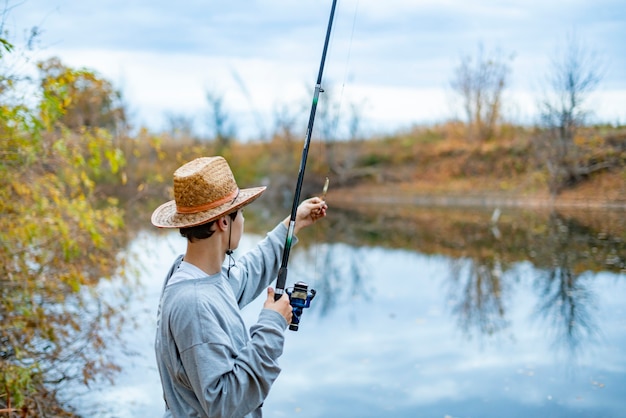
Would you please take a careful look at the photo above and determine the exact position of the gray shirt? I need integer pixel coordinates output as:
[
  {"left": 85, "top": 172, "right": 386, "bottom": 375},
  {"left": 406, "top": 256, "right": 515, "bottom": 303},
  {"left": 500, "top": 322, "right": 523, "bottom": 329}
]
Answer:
[{"left": 155, "top": 223, "right": 296, "bottom": 418}]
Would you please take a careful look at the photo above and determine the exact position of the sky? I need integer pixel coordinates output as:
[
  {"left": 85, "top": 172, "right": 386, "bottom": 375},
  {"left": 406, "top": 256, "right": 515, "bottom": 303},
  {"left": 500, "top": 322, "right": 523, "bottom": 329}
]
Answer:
[{"left": 5, "top": 0, "right": 626, "bottom": 139}]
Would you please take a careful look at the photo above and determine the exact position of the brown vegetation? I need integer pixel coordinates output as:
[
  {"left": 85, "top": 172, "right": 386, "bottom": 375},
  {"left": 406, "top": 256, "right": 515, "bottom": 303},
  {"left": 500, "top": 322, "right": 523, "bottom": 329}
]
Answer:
[{"left": 319, "top": 123, "right": 626, "bottom": 209}]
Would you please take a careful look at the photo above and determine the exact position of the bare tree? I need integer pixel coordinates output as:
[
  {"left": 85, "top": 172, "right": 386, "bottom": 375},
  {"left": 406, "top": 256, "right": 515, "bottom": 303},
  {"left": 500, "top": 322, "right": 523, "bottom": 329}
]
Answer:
[
  {"left": 540, "top": 33, "right": 602, "bottom": 142},
  {"left": 165, "top": 112, "right": 196, "bottom": 141},
  {"left": 205, "top": 88, "right": 235, "bottom": 152},
  {"left": 315, "top": 83, "right": 365, "bottom": 185},
  {"left": 537, "top": 33, "right": 605, "bottom": 195},
  {"left": 265, "top": 103, "right": 303, "bottom": 207},
  {"left": 451, "top": 44, "right": 513, "bottom": 142},
  {"left": 0, "top": 36, "right": 13, "bottom": 97}
]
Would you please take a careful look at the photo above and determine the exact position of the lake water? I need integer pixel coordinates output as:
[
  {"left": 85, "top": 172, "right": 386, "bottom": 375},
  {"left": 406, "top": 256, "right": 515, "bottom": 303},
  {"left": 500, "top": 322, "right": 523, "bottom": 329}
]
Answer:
[{"left": 65, "top": 205, "right": 626, "bottom": 418}]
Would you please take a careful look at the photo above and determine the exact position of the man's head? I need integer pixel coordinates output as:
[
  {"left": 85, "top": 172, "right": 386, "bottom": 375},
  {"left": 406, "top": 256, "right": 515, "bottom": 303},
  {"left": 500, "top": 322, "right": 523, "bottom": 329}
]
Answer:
[
  {"left": 151, "top": 156, "right": 265, "bottom": 229},
  {"left": 179, "top": 210, "right": 238, "bottom": 242}
]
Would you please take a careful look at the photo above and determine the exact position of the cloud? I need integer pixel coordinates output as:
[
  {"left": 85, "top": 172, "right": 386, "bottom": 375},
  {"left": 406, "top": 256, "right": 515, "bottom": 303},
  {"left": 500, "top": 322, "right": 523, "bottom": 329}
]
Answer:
[{"left": 8, "top": 0, "right": 626, "bottom": 137}]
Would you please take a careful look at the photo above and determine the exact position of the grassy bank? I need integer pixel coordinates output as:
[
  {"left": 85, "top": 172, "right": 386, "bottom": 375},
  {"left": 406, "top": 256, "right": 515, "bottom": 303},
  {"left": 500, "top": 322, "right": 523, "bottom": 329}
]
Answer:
[{"left": 316, "top": 124, "right": 626, "bottom": 209}]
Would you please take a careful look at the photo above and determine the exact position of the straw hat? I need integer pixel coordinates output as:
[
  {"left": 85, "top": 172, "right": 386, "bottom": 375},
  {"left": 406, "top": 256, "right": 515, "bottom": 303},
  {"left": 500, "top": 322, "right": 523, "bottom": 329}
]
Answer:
[{"left": 151, "top": 156, "right": 266, "bottom": 228}]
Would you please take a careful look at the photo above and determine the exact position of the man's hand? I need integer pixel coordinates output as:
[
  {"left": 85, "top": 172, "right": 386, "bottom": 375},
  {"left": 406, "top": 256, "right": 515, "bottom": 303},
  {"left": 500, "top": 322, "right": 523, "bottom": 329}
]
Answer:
[
  {"left": 264, "top": 287, "right": 293, "bottom": 324},
  {"left": 282, "top": 197, "right": 328, "bottom": 234}
]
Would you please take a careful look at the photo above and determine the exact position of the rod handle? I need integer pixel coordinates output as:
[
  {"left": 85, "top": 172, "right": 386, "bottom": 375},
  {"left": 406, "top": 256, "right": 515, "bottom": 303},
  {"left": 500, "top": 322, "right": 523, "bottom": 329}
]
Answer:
[{"left": 275, "top": 267, "right": 288, "bottom": 301}]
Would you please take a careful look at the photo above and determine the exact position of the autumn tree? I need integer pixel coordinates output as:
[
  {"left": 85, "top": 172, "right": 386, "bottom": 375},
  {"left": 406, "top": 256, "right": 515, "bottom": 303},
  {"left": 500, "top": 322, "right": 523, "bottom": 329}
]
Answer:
[
  {"left": 37, "top": 57, "right": 128, "bottom": 134},
  {"left": 451, "top": 44, "right": 513, "bottom": 142},
  {"left": 1, "top": 47, "right": 130, "bottom": 415}
]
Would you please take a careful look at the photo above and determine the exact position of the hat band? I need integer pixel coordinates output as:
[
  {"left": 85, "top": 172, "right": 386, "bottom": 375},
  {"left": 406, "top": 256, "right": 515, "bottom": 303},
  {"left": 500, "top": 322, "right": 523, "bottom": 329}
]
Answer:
[{"left": 176, "top": 188, "right": 239, "bottom": 214}]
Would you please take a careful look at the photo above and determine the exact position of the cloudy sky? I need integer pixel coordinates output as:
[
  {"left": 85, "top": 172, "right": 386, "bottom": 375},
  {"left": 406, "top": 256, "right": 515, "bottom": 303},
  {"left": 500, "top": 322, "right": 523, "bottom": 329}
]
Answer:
[{"left": 7, "top": 0, "right": 626, "bottom": 139}]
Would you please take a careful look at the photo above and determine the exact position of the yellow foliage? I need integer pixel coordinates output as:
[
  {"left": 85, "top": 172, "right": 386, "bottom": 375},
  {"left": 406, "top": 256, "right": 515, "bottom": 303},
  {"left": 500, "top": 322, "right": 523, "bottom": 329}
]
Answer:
[{"left": 1, "top": 60, "right": 130, "bottom": 414}]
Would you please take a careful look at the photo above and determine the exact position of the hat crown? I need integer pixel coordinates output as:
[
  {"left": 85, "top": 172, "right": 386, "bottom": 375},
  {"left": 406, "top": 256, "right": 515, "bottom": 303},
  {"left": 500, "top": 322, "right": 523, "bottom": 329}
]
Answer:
[
  {"left": 173, "top": 157, "right": 238, "bottom": 212},
  {"left": 151, "top": 156, "right": 265, "bottom": 229}
]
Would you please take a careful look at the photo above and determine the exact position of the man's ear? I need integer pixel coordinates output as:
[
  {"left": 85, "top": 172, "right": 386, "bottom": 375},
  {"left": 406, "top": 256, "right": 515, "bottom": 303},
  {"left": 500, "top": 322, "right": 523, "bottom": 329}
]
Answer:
[{"left": 216, "top": 215, "right": 230, "bottom": 231}]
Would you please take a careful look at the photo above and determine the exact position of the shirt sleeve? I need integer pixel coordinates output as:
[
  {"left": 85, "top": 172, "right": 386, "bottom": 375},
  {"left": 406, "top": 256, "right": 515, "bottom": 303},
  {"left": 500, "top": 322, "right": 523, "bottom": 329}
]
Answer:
[
  {"left": 180, "top": 308, "right": 288, "bottom": 418},
  {"left": 228, "top": 222, "right": 298, "bottom": 307}
]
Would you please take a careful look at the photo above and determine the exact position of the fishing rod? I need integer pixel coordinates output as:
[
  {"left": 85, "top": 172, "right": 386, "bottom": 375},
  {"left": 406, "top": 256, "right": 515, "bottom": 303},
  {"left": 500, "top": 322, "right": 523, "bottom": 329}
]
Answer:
[{"left": 274, "top": 0, "right": 338, "bottom": 331}]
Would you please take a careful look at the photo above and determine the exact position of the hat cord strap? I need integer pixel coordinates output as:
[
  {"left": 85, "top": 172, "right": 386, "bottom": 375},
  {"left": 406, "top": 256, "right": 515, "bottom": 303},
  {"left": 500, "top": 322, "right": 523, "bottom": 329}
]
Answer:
[{"left": 226, "top": 217, "right": 235, "bottom": 278}]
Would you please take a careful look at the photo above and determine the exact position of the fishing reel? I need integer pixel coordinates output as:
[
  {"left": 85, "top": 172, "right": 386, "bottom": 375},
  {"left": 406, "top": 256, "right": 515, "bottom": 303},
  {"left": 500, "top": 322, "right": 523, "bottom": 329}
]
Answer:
[{"left": 287, "top": 281, "right": 316, "bottom": 331}]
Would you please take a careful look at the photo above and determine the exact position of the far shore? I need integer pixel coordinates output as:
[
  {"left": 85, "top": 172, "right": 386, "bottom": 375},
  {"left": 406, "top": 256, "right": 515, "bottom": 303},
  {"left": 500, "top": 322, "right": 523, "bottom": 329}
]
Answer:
[{"left": 325, "top": 187, "right": 626, "bottom": 211}]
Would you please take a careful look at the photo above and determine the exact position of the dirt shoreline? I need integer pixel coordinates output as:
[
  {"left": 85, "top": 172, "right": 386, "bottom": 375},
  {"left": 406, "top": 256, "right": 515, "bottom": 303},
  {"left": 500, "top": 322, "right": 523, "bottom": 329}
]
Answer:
[{"left": 326, "top": 188, "right": 626, "bottom": 210}]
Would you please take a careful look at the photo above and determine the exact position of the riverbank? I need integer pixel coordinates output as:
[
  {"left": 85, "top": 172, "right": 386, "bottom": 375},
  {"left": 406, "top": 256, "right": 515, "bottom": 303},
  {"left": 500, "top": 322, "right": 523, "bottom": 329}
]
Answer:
[
  {"left": 321, "top": 132, "right": 626, "bottom": 210},
  {"left": 326, "top": 174, "right": 626, "bottom": 210}
]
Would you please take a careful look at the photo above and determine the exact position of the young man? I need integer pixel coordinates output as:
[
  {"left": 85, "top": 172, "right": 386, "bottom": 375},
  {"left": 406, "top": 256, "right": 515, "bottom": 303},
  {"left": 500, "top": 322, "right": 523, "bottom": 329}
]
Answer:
[{"left": 151, "top": 156, "right": 327, "bottom": 418}]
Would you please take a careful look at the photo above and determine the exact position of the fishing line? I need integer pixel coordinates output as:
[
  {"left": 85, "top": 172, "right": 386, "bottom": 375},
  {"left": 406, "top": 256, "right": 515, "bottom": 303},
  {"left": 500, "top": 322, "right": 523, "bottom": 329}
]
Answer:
[
  {"left": 273, "top": 0, "right": 362, "bottom": 331},
  {"left": 314, "top": 0, "right": 359, "bottom": 285},
  {"left": 315, "top": 0, "right": 359, "bottom": 173},
  {"left": 274, "top": 0, "right": 338, "bottom": 306},
  {"left": 336, "top": 0, "right": 360, "bottom": 136}
]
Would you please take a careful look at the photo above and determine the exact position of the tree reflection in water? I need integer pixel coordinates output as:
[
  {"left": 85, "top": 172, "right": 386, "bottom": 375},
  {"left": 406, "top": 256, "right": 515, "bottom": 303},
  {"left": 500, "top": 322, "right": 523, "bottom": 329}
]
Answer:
[
  {"left": 530, "top": 213, "right": 604, "bottom": 357},
  {"left": 302, "top": 204, "right": 625, "bottom": 358},
  {"left": 447, "top": 256, "right": 511, "bottom": 339}
]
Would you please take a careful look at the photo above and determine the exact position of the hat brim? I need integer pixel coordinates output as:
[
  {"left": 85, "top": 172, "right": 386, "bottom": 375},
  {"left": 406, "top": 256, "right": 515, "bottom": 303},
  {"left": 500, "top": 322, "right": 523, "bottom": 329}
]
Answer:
[{"left": 151, "top": 186, "right": 266, "bottom": 228}]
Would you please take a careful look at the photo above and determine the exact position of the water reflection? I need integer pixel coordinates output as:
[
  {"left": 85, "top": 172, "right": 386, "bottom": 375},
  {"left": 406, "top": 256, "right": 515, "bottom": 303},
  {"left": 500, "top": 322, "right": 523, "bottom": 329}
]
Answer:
[
  {"left": 69, "top": 205, "right": 626, "bottom": 417},
  {"left": 530, "top": 213, "right": 607, "bottom": 357},
  {"left": 314, "top": 206, "right": 625, "bottom": 356},
  {"left": 300, "top": 243, "right": 372, "bottom": 318},
  {"left": 447, "top": 256, "right": 511, "bottom": 339}
]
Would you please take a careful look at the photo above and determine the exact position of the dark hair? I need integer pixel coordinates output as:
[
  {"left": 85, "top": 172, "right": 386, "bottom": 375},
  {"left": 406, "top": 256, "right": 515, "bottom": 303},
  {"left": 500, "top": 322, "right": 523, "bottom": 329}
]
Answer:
[{"left": 180, "top": 211, "right": 238, "bottom": 242}]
